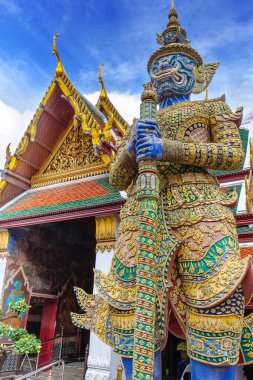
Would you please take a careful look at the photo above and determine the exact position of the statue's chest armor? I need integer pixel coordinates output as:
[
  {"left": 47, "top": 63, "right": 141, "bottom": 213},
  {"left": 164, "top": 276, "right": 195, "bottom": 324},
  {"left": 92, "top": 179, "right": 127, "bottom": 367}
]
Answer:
[{"left": 157, "top": 102, "right": 211, "bottom": 143}]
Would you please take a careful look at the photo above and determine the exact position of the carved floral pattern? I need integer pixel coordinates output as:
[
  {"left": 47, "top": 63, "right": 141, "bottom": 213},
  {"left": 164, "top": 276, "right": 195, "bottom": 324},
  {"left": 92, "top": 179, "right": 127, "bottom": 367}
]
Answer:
[{"left": 45, "top": 126, "right": 101, "bottom": 174}]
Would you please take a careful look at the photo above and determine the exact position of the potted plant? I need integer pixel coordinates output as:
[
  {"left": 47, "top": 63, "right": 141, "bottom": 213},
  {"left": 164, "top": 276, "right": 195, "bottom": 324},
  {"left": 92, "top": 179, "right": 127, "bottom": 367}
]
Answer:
[{"left": 0, "top": 299, "right": 41, "bottom": 371}]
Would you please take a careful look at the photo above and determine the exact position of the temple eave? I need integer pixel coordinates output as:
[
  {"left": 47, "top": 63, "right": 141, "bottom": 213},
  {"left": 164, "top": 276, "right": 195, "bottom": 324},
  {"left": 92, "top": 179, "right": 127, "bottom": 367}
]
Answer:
[
  {"left": 0, "top": 200, "right": 124, "bottom": 229},
  {"left": 0, "top": 175, "right": 125, "bottom": 228}
]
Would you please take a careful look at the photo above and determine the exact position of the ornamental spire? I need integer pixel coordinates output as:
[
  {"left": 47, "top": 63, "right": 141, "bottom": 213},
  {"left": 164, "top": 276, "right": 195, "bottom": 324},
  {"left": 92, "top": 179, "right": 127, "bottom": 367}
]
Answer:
[
  {"left": 156, "top": 0, "right": 187, "bottom": 46},
  {"left": 98, "top": 64, "right": 106, "bottom": 99},
  {"left": 52, "top": 34, "right": 63, "bottom": 77},
  {"left": 148, "top": 1, "right": 203, "bottom": 71},
  {"left": 167, "top": 0, "right": 180, "bottom": 28}
]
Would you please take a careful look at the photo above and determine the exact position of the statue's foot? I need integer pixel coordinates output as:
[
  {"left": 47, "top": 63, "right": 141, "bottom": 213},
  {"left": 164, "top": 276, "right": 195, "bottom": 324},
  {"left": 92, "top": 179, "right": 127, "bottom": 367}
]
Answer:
[{"left": 190, "top": 359, "right": 235, "bottom": 380}]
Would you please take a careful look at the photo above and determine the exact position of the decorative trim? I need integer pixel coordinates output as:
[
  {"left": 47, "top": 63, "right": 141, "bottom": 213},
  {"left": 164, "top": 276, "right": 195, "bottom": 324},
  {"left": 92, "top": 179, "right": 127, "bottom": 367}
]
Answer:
[
  {"left": 217, "top": 169, "right": 250, "bottom": 183},
  {"left": 96, "top": 216, "right": 116, "bottom": 253},
  {"left": 87, "top": 356, "right": 111, "bottom": 370},
  {"left": 236, "top": 213, "right": 253, "bottom": 226},
  {"left": 4, "top": 264, "right": 32, "bottom": 294},
  {"left": 238, "top": 233, "right": 253, "bottom": 243},
  {"left": 85, "top": 355, "right": 110, "bottom": 380},
  {"left": 0, "top": 202, "right": 125, "bottom": 229},
  {"left": 31, "top": 163, "right": 109, "bottom": 188},
  {"left": 0, "top": 229, "right": 8, "bottom": 258},
  {"left": 85, "top": 372, "right": 109, "bottom": 380}
]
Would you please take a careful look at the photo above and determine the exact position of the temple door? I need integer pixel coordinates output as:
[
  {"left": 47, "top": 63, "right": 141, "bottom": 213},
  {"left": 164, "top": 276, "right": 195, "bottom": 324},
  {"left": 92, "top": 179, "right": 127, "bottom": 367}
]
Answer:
[{"left": 39, "top": 298, "right": 58, "bottom": 367}]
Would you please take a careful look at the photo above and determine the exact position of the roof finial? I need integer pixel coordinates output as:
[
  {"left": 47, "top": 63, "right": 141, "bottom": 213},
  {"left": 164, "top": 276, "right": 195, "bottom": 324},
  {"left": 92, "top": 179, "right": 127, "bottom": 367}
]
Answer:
[
  {"left": 98, "top": 64, "right": 104, "bottom": 85},
  {"left": 52, "top": 34, "right": 63, "bottom": 77},
  {"left": 4, "top": 143, "right": 12, "bottom": 169},
  {"left": 168, "top": 0, "right": 179, "bottom": 27},
  {"left": 98, "top": 64, "right": 106, "bottom": 99}
]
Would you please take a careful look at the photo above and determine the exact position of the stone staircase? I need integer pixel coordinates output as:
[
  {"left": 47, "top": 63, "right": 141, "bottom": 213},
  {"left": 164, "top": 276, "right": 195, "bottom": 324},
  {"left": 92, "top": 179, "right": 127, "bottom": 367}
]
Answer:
[
  {"left": 35, "top": 362, "right": 84, "bottom": 380},
  {"left": 14, "top": 361, "right": 85, "bottom": 380},
  {"left": 63, "top": 362, "right": 84, "bottom": 380}
]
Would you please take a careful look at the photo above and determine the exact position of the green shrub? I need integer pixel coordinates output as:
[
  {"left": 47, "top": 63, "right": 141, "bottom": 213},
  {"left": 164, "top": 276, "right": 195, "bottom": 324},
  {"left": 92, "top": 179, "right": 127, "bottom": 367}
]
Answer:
[
  {"left": 13, "top": 334, "right": 41, "bottom": 355},
  {"left": 0, "top": 300, "right": 41, "bottom": 355}
]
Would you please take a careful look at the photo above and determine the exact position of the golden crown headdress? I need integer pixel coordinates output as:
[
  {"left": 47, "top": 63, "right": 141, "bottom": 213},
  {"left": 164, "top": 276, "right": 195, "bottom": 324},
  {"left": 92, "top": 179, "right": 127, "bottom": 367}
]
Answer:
[{"left": 147, "top": 0, "right": 219, "bottom": 94}]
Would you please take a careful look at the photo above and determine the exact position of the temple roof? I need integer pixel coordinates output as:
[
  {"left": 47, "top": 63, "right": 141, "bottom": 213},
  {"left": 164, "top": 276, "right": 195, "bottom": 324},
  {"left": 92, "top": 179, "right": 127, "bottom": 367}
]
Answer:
[
  {"left": 97, "top": 64, "right": 129, "bottom": 133},
  {"left": 0, "top": 175, "right": 125, "bottom": 228},
  {"left": 240, "top": 247, "right": 253, "bottom": 259},
  {"left": 0, "top": 36, "right": 128, "bottom": 209}
]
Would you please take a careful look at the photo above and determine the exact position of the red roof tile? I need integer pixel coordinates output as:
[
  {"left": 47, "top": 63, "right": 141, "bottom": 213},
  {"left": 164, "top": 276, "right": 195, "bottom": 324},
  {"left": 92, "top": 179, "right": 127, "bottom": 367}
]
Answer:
[{"left": 6, "top": 181, "right": 108, "bottom": 213}]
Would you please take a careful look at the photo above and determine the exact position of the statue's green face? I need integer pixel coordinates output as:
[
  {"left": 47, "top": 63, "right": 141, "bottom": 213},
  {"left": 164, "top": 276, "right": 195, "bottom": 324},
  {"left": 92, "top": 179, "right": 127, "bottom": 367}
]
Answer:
[{"left": 150, "top": 54, "right": 197, "bottom": 100}]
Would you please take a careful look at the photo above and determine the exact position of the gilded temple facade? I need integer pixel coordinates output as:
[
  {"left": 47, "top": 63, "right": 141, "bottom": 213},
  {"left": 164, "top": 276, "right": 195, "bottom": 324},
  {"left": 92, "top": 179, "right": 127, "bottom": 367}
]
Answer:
[
  {"left": 0, "top": 41, "right": 128, "bottom": 379},
  {"left": 0, "top": 37, "right": 253, "bottom": 379}
]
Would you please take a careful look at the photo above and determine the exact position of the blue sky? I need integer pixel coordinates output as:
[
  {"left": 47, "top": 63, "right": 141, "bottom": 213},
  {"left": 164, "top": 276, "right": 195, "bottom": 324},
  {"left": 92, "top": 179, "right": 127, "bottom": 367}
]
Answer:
[{"left": 0, "top": 0, "right": 253, "bottom": 167}]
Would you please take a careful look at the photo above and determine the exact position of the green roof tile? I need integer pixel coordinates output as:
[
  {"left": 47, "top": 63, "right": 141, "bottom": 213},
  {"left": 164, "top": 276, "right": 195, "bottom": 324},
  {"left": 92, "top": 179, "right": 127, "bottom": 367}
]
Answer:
[{"left": 0, "top": 177, "right": 124, "bottom": 221}]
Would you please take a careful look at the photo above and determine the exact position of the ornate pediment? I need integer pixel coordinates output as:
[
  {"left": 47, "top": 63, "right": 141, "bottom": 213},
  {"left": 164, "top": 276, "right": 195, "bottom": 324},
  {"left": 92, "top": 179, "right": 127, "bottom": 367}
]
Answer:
[
  {"left": 31, "top": 123, "right": 109, "bottom": 188},
  {"left": 44, "top": 126, "right": 101, "bottom": 174}
]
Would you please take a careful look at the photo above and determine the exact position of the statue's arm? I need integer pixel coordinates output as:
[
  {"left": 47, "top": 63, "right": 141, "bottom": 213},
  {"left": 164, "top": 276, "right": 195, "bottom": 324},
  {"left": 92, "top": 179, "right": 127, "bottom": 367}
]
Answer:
[
  {"left": 109, "top": 146, "right": 138, "bottom": 190},
  {"left": 109, "top": 124, "right": 138, "bottom": 190},
  {"left": 162, "top": 103, "right": 244, "bottom": 170}
]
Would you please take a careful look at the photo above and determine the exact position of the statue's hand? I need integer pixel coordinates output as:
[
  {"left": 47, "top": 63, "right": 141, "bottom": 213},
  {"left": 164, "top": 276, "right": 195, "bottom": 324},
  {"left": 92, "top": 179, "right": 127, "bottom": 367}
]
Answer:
[
  {"left": 137, "top": 135, "right": 163, "bottom": 161},
  {"left": 135, "top": 119, "right": 163, "bottom": 161}
]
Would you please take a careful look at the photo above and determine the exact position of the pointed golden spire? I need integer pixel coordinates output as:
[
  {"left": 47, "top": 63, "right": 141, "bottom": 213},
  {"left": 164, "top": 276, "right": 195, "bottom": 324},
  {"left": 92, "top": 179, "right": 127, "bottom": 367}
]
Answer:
[
  {"left": 4, "top": 143, "right": 12, "bottom": 169},
  {"left": 156, "top": 0, "right": 187, "bottom": 47},
  {"left": 167, "top": 0, "right": 180, "bottom": 28},
  {"left": 52, "top": 34, "right": 63, "bottom": 77},
  {"left": 98, "top": 64, "right": 106, "bottom": 99}
]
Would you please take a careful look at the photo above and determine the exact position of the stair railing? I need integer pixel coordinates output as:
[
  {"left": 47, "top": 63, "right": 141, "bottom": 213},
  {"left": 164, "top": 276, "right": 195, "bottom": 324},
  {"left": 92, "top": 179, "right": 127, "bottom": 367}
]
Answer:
[
  {"left": 16, "top": 359, "right": 64, "bottom": 380},
  {"left": 35, "top": 335, "right": 63, "bottom": 370}
]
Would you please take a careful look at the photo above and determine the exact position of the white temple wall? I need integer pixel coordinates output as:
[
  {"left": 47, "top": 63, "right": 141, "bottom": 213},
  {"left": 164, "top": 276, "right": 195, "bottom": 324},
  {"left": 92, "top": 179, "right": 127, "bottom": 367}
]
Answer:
[
  {"left": 85, "top": 215, "right": 124, "bottom": 380},
  {"left": 0, "top": 229, "right": 8, "bottom": 300},
  {"left": 0, "top": 257, "right": 6, "bottom": 299}
]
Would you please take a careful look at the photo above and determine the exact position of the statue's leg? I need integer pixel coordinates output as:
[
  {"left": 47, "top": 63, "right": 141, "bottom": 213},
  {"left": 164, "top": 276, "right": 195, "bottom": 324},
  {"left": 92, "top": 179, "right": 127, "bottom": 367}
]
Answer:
[
  {"left": 171, "top": 218, "right": 248, "bottom": 379},
  {"left": 122, "top": 351, "right": 162, "bottom": 380},
  {"left": 121, "top": 357, "right": 132, "bottom": 380},
  {"left": 190, "top": 359, "right": 235, "bottom": 380}
]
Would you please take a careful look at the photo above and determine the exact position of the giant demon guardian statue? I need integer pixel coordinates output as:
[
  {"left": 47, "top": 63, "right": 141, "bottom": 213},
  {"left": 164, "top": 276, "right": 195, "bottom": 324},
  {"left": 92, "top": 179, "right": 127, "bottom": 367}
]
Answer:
[{"left": 72, "top": 2, "right": 253, "bottom": 379}]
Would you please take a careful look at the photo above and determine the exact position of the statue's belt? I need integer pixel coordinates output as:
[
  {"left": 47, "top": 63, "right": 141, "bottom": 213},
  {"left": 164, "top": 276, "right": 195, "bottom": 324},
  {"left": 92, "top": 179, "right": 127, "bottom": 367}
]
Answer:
[
  {"left": 164, "top": 172, "right": 218, "bottom": 186},
  {"left": 127, "top": 172, "right": 218, "bottom": 197}
]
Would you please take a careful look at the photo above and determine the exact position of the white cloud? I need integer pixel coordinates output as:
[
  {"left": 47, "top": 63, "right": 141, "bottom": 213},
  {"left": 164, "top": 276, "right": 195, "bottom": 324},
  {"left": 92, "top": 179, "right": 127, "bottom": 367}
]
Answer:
[
  {"left": 0, "top": 100, "right": 33, "bottom": 169},
  {"left": 84, "top": 91, "right": 140, "bottom": 125},
  {"left": 244, "top": 111, "right": 253, "bottom": 123},
  {"left": 0, "top": 52, "right": 49, "bottom": 112}
]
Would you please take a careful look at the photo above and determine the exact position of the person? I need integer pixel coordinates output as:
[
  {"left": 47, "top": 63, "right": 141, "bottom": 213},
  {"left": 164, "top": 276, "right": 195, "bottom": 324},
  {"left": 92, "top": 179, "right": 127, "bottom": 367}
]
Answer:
[{"left": 72, "top": 2, "right": 253, "bottom": 379}]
